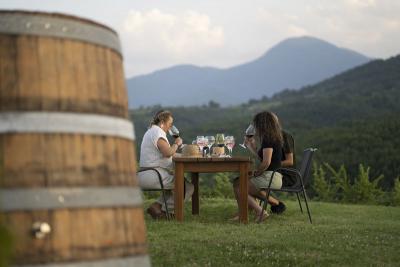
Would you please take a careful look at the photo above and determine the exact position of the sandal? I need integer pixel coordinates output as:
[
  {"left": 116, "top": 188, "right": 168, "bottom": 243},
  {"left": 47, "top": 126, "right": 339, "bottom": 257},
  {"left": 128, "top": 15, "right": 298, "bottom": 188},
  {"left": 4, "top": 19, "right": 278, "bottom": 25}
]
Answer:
[
  {"left": 256, "top": 212, "right": 270, "bottom": 223},
  {"left": 229, "top": 214, "right": 240, "bottom": 222}
]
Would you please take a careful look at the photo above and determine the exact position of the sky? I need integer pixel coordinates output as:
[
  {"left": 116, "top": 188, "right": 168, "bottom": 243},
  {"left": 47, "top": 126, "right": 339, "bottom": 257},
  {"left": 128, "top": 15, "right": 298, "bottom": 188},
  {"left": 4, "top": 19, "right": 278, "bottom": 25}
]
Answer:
[{"left": 1, "top": 0, "right": 399, "bottom": 78}]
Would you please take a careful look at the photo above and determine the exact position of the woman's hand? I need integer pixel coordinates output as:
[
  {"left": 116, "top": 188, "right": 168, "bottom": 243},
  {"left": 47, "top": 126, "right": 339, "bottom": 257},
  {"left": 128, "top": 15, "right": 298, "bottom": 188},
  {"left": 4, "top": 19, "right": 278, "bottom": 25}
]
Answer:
[
  {"left": 253, "top": 170, "right": 263, "bottom": 177},
  {"left": 244, "top": 136, "right": 256, "bottom": 149},
  {"left": 174, "top": 137, "right": 183, "bottom": 147}
]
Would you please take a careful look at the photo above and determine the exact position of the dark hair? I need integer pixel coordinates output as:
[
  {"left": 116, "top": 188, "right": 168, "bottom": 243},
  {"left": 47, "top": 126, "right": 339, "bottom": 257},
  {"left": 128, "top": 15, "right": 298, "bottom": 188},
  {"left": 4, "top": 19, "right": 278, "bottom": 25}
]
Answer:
[
  {"left": 253, "top": 111, "right": 283, "bottom": 145},
  {"left": 150, "top": 110, "right": 172, "bottom": 127}
]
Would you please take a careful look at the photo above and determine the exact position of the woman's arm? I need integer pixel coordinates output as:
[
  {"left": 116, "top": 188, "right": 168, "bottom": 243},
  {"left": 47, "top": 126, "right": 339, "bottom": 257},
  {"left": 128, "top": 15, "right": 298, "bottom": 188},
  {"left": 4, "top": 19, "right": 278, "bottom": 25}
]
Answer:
[
  {"left": 244, "top": 137, "right": 262, "bottom": 161},
  {"left": 254, "top": 147, "right": 272, "bottom": 176},
  {"left": 157, "top": 137, "right": 182, "bottom": 157},
  {"left": 281, "top": 152, "right": 293, "bottom": 167},
  {"left": 246, "top": 145, "right": 261, "bottom": 161}
]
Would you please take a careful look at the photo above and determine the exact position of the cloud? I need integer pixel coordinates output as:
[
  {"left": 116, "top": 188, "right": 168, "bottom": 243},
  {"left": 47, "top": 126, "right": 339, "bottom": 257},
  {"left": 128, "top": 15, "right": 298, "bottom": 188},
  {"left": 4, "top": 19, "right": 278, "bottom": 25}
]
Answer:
[
  {"left": 301, "top": 2, "right": 400, "bottom": 56},
  {"left": 254, "top": 2, "right": 400, "bottom": 60},
  {"left": 256, "top": 8, "right": 308, "bottom": 38},
  {"left": 120, "top": 9, "right": 224, "bottom": 75},
  {"left": 344, "top": 0, "right": 376, "bottom": 8},
  {"left": 117, "top": 2, "right": 400, "bottom": 77}
]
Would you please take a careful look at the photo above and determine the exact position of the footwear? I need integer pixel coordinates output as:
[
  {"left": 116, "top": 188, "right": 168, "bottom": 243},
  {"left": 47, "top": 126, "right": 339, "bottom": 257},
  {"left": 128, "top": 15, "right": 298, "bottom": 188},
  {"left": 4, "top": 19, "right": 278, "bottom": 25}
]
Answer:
[
  {"left": 156, "top": 211, "right": 168, "bottom": 220},
  {"left": 229, "top": 214, "right": 240, "bottom": 222},
  {"left": 256, "top": 212, "right": 270, "bottom": 223},
  {"left": 146, "top": 202, "right": 162, "bottom": 219},
  {"left": 271, "top": 202, "right": 286, "bottom": 214}
]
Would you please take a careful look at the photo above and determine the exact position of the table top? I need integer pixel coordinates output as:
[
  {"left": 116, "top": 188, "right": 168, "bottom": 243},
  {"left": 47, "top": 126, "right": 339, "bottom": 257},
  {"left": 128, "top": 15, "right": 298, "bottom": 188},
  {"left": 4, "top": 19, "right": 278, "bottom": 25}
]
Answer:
[{"left": 173, "top": 156, "right": 251, "bottom": 162}]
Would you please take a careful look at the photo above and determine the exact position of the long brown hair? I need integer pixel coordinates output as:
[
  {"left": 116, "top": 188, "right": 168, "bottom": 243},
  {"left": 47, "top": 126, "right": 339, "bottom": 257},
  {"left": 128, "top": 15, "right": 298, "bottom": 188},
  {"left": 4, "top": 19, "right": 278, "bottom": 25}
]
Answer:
[
  {"left": 149, "top": 110, "right": 172, "bottom": 127},
  {"left": 253, "top": 111, "right": 283, "bottom": 145}
]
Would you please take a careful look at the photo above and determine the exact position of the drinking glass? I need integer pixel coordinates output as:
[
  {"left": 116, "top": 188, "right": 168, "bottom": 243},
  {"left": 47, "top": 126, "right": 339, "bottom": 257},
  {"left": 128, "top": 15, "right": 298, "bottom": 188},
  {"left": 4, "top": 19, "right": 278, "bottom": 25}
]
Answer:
[
  {"left": 196, "top": 136, "right": 207, "bottom": 155},
  {"left": 239, "top": 124, "right": 255, "bottom": 149},
  {"left": 225, "top": 136, "right": 235, "bottom": 157},
  {"left": 168, "top": 125, "right": 180, "bottom": 139},
  {"left": 205, "top": 135, "right": 215, "bottom": 156}
]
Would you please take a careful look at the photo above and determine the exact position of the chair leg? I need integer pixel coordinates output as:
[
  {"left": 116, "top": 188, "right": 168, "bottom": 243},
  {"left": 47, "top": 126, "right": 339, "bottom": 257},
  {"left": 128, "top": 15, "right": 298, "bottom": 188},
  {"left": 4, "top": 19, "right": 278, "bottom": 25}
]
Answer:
[
  {"left": 296, "top": 192, "right": 303, "bottom": 213},
  {"left": 161, "top": 190, "right": 170, "bottom": 220},
  {"left": 302, "top": 190, "right": 312, "bottom": 224}
]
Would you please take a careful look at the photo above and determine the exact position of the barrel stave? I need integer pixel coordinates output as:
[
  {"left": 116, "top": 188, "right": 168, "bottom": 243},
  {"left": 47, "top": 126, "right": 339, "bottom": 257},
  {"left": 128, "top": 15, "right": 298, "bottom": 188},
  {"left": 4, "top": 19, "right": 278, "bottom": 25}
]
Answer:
[
  {"left": 0, "top": 35, "right": 128, "bottom": 117},
  {"left": 4, "top": 208, "right": 147, "bottom": 265},
  {"left": 0, "top": 134, "right": 137, "bottom": 188}
]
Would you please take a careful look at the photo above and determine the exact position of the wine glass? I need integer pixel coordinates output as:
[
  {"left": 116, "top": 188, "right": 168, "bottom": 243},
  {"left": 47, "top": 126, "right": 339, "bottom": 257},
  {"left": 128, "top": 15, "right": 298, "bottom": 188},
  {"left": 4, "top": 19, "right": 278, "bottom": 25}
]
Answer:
[
  {"left": 196, "top": 136, "right": 207, "bottom": 155},
  {"left": 239, "top": 124, "right": 255, "bottom": 149},
  {"left": 168, "top": 125, "right": 180, "bottom": 139},
  {"left": 225, "top": 136, "right": 235, "bottom": 157},
  {"left": 205, "top": 135, "right": 215, "bottom": 156}
]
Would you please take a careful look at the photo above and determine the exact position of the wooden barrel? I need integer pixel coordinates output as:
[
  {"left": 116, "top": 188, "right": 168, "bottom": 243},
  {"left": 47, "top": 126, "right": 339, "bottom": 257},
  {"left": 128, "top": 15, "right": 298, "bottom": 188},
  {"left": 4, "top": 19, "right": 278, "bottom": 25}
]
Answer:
[{"left": 0, "top": 10, "right": 150, "bottom": 266}]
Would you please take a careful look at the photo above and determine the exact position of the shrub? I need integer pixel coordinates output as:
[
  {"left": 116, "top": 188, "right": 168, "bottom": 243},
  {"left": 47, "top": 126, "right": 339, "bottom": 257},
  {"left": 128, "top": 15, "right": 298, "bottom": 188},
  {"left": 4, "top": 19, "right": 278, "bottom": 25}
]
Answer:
[
  {"left": 312, "top": 163, "right": 386, "bottom": 205},
  {"left": 312, "top": 163, "right": 335, "bottom": 201},
  {"left": 392, "top": 177, "right": 400, "bottom": 206},
  {"left": 200, "top": 173, "right": 234, "bottom": 198},
  {"left": 324, "top": 163, "right": 353, "bottom": 202},
  {"left": 352, "top": 164, "right": 384, "bottom": 204}
]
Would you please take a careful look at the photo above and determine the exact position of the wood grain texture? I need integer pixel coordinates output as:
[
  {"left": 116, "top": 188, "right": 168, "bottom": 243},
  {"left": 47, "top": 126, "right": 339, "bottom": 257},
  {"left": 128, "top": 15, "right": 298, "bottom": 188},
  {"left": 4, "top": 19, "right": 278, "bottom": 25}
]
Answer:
[
  {"left": 0, "top": 35, "right": 128, "bottom": 118},
  {"left": 173, "top": 158, "right": 251, "bottom": 223},
  {"left": 4, "top": 207, "right": 147, "bottom": 265},
  {"left": 0, "top": 134, "right": 137, "bottom": 188}
]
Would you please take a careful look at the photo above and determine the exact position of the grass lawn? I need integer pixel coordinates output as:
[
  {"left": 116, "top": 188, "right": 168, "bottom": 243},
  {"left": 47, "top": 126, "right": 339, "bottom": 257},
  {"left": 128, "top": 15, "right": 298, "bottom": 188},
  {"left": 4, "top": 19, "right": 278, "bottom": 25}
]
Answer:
[{"left": 143, "top": 198, "right": 400, "bottom": 266}]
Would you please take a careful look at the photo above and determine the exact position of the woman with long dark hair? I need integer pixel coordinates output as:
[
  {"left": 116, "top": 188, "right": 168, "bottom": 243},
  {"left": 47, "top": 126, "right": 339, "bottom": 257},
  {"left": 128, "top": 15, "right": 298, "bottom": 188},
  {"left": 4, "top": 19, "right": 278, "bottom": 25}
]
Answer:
[{"left": 232, "top": 111, "right": 284, "bottom": 221}]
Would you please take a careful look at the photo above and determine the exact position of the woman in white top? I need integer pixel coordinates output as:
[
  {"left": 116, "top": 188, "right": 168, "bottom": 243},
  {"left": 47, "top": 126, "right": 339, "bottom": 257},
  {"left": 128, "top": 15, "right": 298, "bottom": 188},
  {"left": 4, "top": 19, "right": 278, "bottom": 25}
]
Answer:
[{"left": 138, "top": 110, "right": 194, "bottom": 219}]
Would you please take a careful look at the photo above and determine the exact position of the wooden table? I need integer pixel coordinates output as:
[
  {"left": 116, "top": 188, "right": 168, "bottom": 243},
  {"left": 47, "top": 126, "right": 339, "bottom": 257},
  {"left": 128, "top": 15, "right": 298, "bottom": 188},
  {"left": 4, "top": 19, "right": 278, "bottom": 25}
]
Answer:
[{"left": 173, "top": 156, "right": 251, "bottom": 224}]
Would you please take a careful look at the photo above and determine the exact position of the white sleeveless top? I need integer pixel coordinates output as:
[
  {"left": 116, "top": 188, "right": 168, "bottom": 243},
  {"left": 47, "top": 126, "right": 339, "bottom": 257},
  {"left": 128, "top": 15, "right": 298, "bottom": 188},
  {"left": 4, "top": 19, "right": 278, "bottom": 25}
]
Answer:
[{"left": 139, "top": 125, "right": 172, "bottom": 169}]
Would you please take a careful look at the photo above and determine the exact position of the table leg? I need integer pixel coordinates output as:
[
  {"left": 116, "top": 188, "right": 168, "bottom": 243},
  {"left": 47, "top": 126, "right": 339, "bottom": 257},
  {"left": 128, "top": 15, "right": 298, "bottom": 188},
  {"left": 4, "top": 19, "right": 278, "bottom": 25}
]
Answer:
[
  {"left": 239, "top": 162, "right": 249, "bottom": 224},
  {"left": 191, "top": 172, "right": 199, "bottom": 215},
  {"left": 174, "top": 162, "right": 185, "bottom": 222}
]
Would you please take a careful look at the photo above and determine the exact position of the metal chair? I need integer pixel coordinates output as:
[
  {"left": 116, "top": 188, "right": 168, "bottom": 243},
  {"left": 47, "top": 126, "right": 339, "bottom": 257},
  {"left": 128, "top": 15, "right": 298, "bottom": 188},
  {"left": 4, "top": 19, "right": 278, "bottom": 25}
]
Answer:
[
  {"left": 258, "top": 148, "right": 317, "bottom": 224},
  {"left": 138, "top": 167, "right": 172, "bottom": 220}
]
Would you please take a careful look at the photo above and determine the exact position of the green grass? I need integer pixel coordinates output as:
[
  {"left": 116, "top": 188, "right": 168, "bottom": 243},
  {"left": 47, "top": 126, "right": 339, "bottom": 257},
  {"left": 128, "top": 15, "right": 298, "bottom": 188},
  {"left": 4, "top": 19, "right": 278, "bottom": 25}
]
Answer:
[{"left": 144, "top": 198, "right": 400, "bottom": 266}]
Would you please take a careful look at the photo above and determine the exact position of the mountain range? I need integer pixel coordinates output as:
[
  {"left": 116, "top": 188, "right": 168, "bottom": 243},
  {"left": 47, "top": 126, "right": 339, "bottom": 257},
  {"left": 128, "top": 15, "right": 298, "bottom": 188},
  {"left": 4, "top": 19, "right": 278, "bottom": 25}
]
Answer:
[
  {"left": 127, "top": 36, "right": 371, "bottom": 108},
  {"left": 131, "top": 54, "right": 400, "bottom": 189}
]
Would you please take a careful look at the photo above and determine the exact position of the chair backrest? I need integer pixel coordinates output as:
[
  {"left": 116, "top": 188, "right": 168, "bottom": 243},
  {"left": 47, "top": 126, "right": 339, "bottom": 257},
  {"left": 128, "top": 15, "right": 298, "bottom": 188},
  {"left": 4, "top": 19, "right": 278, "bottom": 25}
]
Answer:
[
  {"left": 299, "top": 148, "right": 317, "bottom": 185},
  {"left": 282, "top": 130, "right": 296, "bottom": 167}
]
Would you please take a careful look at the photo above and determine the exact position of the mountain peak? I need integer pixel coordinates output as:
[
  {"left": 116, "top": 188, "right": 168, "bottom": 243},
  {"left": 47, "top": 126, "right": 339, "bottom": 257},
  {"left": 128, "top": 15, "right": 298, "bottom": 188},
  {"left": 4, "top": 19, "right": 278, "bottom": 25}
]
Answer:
[
  {"left": 127, "top": 36, "right": 371, "bottom": 108},
  {"left": 280, "top": 36, "right": 331, "bottom": 45}
]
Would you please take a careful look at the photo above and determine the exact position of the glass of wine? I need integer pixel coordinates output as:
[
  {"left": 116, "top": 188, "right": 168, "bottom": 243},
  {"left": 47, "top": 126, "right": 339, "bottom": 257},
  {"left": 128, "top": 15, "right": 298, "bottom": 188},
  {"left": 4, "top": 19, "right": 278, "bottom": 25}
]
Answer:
[
  {"left": 239, "top": 124, "right": 255, "bottom": 149},
  {"left": 168, "top": 125, "right": 180, "bottom": 139},
  {"left": 196, "top": 136, "right": 207, "bottom": 156},
  {"left": 205, "top": 135, "right": 215, "bottom": 156},
  {"left": 225, "top": 135, "right": 235, "bottom": 157}
]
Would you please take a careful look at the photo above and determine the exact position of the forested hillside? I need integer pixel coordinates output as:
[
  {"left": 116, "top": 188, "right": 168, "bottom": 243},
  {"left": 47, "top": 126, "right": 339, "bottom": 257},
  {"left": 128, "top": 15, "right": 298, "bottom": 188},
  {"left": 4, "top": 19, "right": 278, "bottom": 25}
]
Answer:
[{"left": 130, "top": 55, "right": 400, "bottom": 190}]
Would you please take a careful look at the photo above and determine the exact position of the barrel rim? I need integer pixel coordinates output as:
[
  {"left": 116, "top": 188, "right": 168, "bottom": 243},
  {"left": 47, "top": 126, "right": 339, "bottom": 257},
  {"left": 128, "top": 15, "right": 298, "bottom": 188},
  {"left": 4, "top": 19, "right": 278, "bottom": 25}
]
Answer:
[{"left": 0, "top": 9, "right": 118, "bottom": 36}]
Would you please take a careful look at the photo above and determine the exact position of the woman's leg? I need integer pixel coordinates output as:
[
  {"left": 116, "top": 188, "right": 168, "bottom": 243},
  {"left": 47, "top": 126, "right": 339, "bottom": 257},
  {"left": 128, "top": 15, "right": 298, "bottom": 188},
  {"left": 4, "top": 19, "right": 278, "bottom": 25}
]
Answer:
[
  {"left": 184, "top": 180, "right": 194, "bottom": 201},
  {"left": 258, "top": 190, "right": 279, "bottom": 206},
  {"left": 232, "top": 177, "right": 240, "bottom": 208},
  {"left": 233, "top": 178, "right": 267, "bottom": 216},
  {"left": 250, "top": 172, "right": 282, "bottom": 206},
  {"left": 247, "top": 194, "right": 264, "bottom": 215},
  {"left": 158, "top": 173, "right": 175, "bottom": 213}
]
